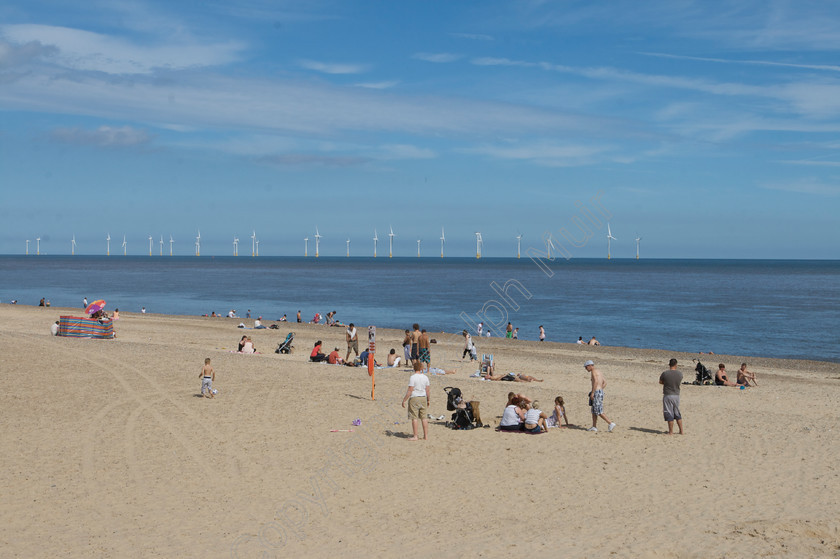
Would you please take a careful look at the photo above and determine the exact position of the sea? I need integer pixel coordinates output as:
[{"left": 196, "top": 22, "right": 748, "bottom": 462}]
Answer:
[{"left": 1, "top": 256, "right": 838, "bottom": 363}]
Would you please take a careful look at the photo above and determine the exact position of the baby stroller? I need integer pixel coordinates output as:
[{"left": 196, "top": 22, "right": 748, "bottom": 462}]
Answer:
[
  {"left": 275, "top": 332, "right": 295, "bottom": 354},
  {"left": 443, "top": 387, "right": 482, "bottom": 429},
  {"left": 693, "top": 359, "right": 713, "bottom": 385}
]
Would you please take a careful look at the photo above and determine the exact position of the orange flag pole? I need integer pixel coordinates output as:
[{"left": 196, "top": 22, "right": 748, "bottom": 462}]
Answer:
[{"left": 368, "top": 326, "right": 376, "bottom": 400}]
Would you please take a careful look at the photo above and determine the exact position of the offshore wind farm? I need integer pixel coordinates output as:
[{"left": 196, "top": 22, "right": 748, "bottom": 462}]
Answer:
[{"left": 4, "top": 3, "right": 840, "bottom": 558}]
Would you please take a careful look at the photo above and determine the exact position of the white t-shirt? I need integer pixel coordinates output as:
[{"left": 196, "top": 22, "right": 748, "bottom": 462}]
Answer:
[
  {"left": 347, "top": 327, "right": 357, "bottom": 340},
  {"left": 525, "top": 408, "right": 542, "bottom": 424},
  {"left": 407, "top": 373, "right": 430, "bottom": 397},
  {"left": 500, "top": 404, "right": 521, "bottom": 427},
  {"left": 254, "top": 319, "right": 262, "bottom": 327},
  {"left": 50, "top": 322, "right": 59, "bottom": 336}
]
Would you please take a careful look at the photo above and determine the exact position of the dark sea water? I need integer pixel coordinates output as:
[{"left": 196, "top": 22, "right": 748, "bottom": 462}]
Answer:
[{"left": 1, "top": 256, "right": 838, "bottom": 362}]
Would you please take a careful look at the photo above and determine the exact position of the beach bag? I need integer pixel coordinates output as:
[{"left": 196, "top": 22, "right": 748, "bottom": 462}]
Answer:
[
  {"left": 451, "top": 407, "right": 474, "bottom": 429},
  {"left": 444, "top": 386, "right": 462, "bottom": 411}
]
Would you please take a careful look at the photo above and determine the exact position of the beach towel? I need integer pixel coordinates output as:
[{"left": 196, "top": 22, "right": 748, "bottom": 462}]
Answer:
[{"left": 58, "top": 316, "right": 115, "bottom": 339}]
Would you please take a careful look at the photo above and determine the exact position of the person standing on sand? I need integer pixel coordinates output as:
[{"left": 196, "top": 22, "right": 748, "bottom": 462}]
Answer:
[
  {"left": 659, "top": 358, "right": 683, "bottom": 435},
  {"left": 585, "top": 360, "right": 616, "bottom": 432},
  {"left": 83, "top": 297, "right": 88, "bottom": 309},
  {"left": 345, "top": 323, "right": 359, "bottom": 363},
  {"left": 506, "top": 322, "right": 513, "bottom": 338},
  {"left": 200, "top": 358, "right": 215, "bottom": 399},
  {"left": 539, "top": 325, "right": 545, "bottom": 342},
  {"left": 410, "top": 323, "right": 421, "bottom": 367},
  {"left": 296, "top": 310, "right": 301, "bottom": 323},
  {"left": 402, "top": 329, "right": 412, "bottom": 367},
  {"left": 419, "top": 329, "right": 431, "bottom": 372},
  {"left": 402, "top": 361, "right": 430, "bottom": 440}
]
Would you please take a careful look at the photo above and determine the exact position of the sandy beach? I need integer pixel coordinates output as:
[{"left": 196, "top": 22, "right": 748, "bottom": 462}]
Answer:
[{"left": 1, "top": 304, "right": 839, "bottom": 558}]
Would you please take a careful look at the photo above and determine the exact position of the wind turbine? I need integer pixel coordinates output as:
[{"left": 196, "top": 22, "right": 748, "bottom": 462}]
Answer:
[
  {"left": 346, "top": 238, "right": 350, "bottom": 257},
  {"left": 547, "top": 236, "right": 556, "bottom": 259},
  {"left": 388, "top": 226, "right": 395, "bottom": 258},
  {"left": 148, "top": 235, "right": 153, "bottom": 256},
  {"left": 195, "top": 230, "right": 200, "bottom": 257},
  {"left": 71, "top": 235, "right": 76, "bottom": 256},
  {"left": 255, "top": 239, "right": 260, "bottom": 257},
  {"left": 233, "top": 236, "right": 239, "bottom": 257},
  {"left": 36, "top": 237, "right": 41, "bottom": 256},
  {"left": 373, "top": 229, "right": 378, "bottom": 258},
  {"left": 121, "top": 235, "right": 127, "bottom": 256},
  {"left": 516, "top": 233, "right": 522, "bottom": 259},
  {"left": 159, "top": 235, "right": 164, "bottom": 256},
  {"left": 106, "top": 233, "right": 111, "bottom": 256},
  {"left": 314, "top": 227, "right": 322, "bottom": 258},
  {"left": 475, "top": 232, "right": 482, "bottom": 259},
  {"left": 250, "top": 230, "right": 256, "bottom": 257},
  {"left": 440, "top": 227, "right": 445, "bottom": 258},
  {"left": 304, "top": 236, "right": 309, "bottom": 257},
  {"left": 606, "top": 223, "right": 617, "bottom": 260},
  {"left": 417, "top": 238, "right": 421, "bottom": 258},
  {"left": 169, "top": 235, "right": 174, "bottom": 256},
  {"left": 25, "top": 239, "right": 30, "bottom": 255},
  {"left": 635, "top": 234, "right": 642, "bottom": 260}
]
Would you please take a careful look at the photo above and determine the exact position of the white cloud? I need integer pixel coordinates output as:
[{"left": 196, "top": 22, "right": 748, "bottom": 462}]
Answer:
[
  {"left": 50, "top": 125, "right": 153, "bottom": 147},
  {"left": 354, "top": 80, "right": 398, "bottom": 89},
  {"left": 378, "top": 144, "right": 436, "bottom": 159},
  {"left": 297, "top": 59, "right": 368, "bottom": 74},
  {"left": 0, "top": 70, "right": 608, "bottom": 141},
  {"left": 761, "top": 177, "right": 840, "bottom": 196},
  {"left": 256, "top": 153, "right": 369, "bottom": 167},
  {"left": 0, "top": 24, "right": 244, "bottom": 74},
  {"left": 463, "top": 142, "right": 622, "bottom": 167},
  {"left": 640, "top": 52, "right": 840, "bottom": 73},
  {"left": 0, "top": 39, "right": 57, "bottom": 67},
  {"left": 412, "top": 52, "right": 461, "bottom": 63}
]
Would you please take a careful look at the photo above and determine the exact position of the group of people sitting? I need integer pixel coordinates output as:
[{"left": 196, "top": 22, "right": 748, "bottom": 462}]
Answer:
[
  {"left": 237, "top": 335, "right": 256, "bottom": 354},
  {"left": 309, "top": 340, "right": 378, "bottom": 367},
  {"left": 498, "top": 392, "right": 571, "bottom": 434},
  {"left": 715, "top": 363, "right": 758, "bottom": 387}
]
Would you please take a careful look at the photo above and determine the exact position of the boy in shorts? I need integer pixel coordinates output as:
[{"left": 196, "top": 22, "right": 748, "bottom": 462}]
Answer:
[
  {"left": 402, "top": 361, "right": 430, "bottom": 440},
  {"left": 200, "top": 358, "right": 215, "bottom": 398}
]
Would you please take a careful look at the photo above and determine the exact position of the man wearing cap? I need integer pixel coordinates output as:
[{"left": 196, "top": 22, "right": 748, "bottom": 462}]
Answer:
[
  {"left": 659, "top": 358, "right": 684, "bottom": 435},
  {"left": 585, "top": 360, "right": 616, "bottom": 432}
]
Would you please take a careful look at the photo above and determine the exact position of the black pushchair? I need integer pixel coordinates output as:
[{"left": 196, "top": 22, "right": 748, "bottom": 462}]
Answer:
[
  {"left": 275, "top": 332, "right": 295, "bottom": 354},
  {"left": 443, "top": 387, "right": 482, "bottom": 429},
  {"left": 693, "top": 359, "right": 713, "bottom": 385}
]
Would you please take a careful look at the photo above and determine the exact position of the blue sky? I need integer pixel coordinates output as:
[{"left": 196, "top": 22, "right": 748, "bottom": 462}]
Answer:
[{"left": 1, "top": 0, "right": 839, "bottom": 258}]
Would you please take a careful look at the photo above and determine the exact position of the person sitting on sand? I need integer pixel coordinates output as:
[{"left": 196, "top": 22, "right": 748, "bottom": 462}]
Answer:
[
  {"left": 588, "top": 336, "right": 600, "bottom": 346},
  {"left": 507, "top": 392, "right": 532, "bottom": 406},
  {"left": 715, "top": 364, "right": 738, "bottom": 387},
  {"left": 523, "top": 400, "right": 548, "bottom": 433},
  {"left": 310, "top": 341, "right": 326, "bottom": 362},
  {"left": 237, "top": 335, "right": 248, "bottom": 352},
  {"left": 499, "top": 398, "right": 526, "bottom": 431},
  {"left": 328, "top": 347, "right": 344, "bottom": 365},
  {"left": 279, "top": 314, "right": 287, "bottom": 322},
  {"left": 484, "top": 372, "right": 543, "bottom": 382},
  {"left": 240, "top": 337, "right": 255, "bottom": 354},
  {"left": 545, "top": 396, "right": 570, "bottom": 429},
  {"left": 387, "top": 349, "right": 401, "bottom": 368},
  {"left": 737, "top": 363, "right": 758, "bottom": 387},
  {"left": 254, "top": 317, "right": 266, "bottom": 329}
]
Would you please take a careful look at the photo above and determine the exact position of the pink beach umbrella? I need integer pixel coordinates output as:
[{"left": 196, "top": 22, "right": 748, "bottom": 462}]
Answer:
[{"left": 85, "top": 299, "right": 106, "bottom": 315}]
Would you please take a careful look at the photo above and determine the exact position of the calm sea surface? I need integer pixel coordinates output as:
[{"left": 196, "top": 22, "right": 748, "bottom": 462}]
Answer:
[{"left": 1, "top": 256, "right": 838, "bottom": 362}]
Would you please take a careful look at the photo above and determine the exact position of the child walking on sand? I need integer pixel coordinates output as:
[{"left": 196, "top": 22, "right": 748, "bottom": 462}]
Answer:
[
  {"left": 546, "top": 396, "right": 570, "bottom": 428},
  {"left": 200, "top": 358, "right": 215, "bottom": 398}
]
